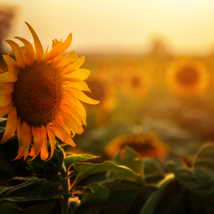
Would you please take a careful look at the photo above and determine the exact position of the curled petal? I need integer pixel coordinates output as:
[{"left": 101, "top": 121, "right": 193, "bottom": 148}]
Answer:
[
  {"left": 2, "top": 55, "right": 20, "bottom": 74},
  {"left": 66, "top": 88, "right": 100, "bottom": 104},
  {"left": 40, "top": 125, "right": 49, "bottom": 160},
  {"left": 0, "top": 106, "right": 17, "bottom": 144},
  {"left": 15, "top": 36, "right": 35, "bottom": 66},
  {"left": 21, "top": 121, "right": 32, "bottom": 161},
  {"left": 44, "top": 33, "right": 72, "bottom": 63},
  {"left": 25, "top": 22, "right": 44, "bottom": 62},
  {"left": 46, "top": 124, "right": 56, "bottom": 160},
  {"left": 5, "top": 40, "right": 25, "bottom": 69}
]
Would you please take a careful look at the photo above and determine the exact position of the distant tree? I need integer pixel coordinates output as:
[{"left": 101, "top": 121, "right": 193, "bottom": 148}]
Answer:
[{"left": 0, "top": 5, "right": 16, "bottom": 54}]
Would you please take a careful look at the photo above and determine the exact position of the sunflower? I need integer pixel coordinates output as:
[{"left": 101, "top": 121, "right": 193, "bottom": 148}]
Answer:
[
  {"left": 166, "top": 57, "right": 209, "bottom": 96},
  {"left": 0, "top": 22, "right": 99, "bottom": 161},
  {"left": 104, "top": 133, "right": 168, "bottom": 159},
  {"left": 114, "top": 59, "right": 151, "bottom": 99}
]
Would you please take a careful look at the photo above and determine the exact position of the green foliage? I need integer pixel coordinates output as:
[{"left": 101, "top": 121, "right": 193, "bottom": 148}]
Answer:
[
  {"left": 0, "top": 201, "right": 56, "bottom": 214},
  {"left": 0, "top": 177, "right": 71, "bottom": 202}
]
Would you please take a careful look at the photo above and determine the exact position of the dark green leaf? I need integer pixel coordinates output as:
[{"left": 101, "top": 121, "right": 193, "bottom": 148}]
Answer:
[
  {"left": 192, "top": 142, "right": 214, "bottom": 170},
  {"left": 107, "top": 146, "right": 145, "bottom": 185},
  {"left": 64, "top": 153, "right": 99, "bottom": 170},
  {"left": 81, "top": 183, "right": 109, "bottom": 204},
  {"left": 143, "top": 158, "right": 165, "bottom": 183},
  {"left": 168, "top": 160, "right": 214, "bottom": 196},
  {"left": 0, "top": 177, "right": 71, "bottom": 202},
  {"left": 0, "top": 201, "right": 56, "bottom": 214},
  {"left": 74, "top": 161, "right": 144, "bottom": 187}
]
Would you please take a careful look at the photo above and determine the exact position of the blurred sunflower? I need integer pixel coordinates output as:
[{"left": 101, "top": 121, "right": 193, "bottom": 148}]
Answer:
[
  {"left": 104, "top": 133, "right": 168, "bottom": 159},
  {"left": 0, "top": 22, "right": 99, "bottom": 161},
  {"left": 114, "top": 59, "right": 151, "bottom": 99},
  {"left": 166, "top": 57, "right": 209, "bottom": 96}
]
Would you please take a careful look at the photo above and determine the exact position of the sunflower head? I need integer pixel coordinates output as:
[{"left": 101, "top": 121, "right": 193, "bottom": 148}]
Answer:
[
  {"left": 104, "top": 133, "right": 168, "bottom": 159},
  {"left": 166, "top": 57, "right": 209, "bottom": 97},
  {"left": 0, "top": 22, "right": 99, "bottom": 161}
]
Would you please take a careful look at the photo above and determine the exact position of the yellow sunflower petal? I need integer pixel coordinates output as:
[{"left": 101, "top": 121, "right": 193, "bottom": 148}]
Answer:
[
  {"left": 40, "top": 125, "right": 49, "bottom": 160},
  {"left": 44, "top": 33, "right": 72, "bottom": 63},
  {"left": 55, "top": 50, "right": 78, "bottom": 68},
  {"left": 25, "top": 22, "right": 44, "bottom": 62},
  {"left": 63, "top": 79, "right": 91, "bottom": 92},
  {"left": 0, "top": 102, "right": 13, "bottom": 117},
  {"left": 5, "top": 40, "right": 26, "bottom": 69},
  {"left": 16, "top": 117, "right": 21, "bottom": 152},
  {"left": 62, "top": 94, "right": 86, "bottom": 119},
  {"left": 67, "top": 88, "right": 100, "bottom": 104},
  {"left": 0, "top": 84, "right": 13, "bottom": 95},
  {"left": 2, "top": 55, "right": 20, "bottom": 74},
  {"left": 13, "top": 146, "right": 24, "bottom": 160},
  {"left": 46, "top": 124, "right": 56, "bottom": 160},
  {"left": 21, "top": 121, "right": 32, "bottom": 161},
  {"left": 15, "top": 36, "right": 35, "bottom": 66},
  {"left": 59, "top": 56, "right": 85, "bottom": 75},
  {"left": 77, "top": 126, "right": 84, "bottom": 135},
  {"left": 0, "top": 95, "right": 12, "bottom": 107},
  {"left": 0, "top": 106, "right": 17, "bottom": 144},
  {"left": 0, "top": 71, "right": 17, "bottom": 83},
  {"left": 61, "top": 69, "right": 90, "bottom": 80},
  {"left": 29, "top": 126, "right": 42, "bottom": 160}
]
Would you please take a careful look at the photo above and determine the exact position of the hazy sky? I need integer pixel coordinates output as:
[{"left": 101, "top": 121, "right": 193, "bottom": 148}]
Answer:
[{"left": 2, "top": 0, "right": 214, "bottom": 55}]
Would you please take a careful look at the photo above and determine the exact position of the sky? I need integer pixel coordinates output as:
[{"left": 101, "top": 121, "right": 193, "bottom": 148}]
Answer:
[{"left": 2, "top": 0, "right": 214, "bottom": 55}]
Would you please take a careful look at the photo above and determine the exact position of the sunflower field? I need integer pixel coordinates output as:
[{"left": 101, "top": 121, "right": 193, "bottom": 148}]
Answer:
[{"left": 1, "top": 2, "right": 214, "bottom": 214}]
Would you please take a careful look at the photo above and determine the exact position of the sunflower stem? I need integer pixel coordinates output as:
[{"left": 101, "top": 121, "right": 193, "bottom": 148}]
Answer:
[
  {"left": 61, "top": 161, "right": 70, "bottom": 214},
  {"left": 61, "top": 179, "right": 70, "bottom": 214}
]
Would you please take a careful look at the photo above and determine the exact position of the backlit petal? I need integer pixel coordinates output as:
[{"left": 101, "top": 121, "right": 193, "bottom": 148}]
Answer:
[
  {"left": 0, "top": 71, "right": 17, "bottom": 83},
  {"left": 44, "top": 33, "right": 72, "bottom": 63},
  {"left": 29, "top": 126, "right": 42, "bottom": 160},
  {"left": 3, "top": 55, "right": 20, "bottom": 74},
  {"left": 40, "top": 125, "right": 49, "bottom": 160},
  {"left": 0, "top": 102, "right": 13, "bottom": 117},
  {"left": 13, "top": 146, "right": 24, "bottom": 160},
  {"left": 25, "top": 22, "right": 44, "bottom": 62},
  {"left": 21, "top": 121, "right": 32, "bottom": 161},
  {"left": 15, "top": 36, "right": 35, "bottom": 66},
  {"left": 61, "top": 69, "right": 90, "bottom": 80},
  {"left": 16, "top": 117, "right": 21, "bottom": 152},
  {"left": 0, "top": 95, "right": 12, "bottom": 106},
  {"left": 0, "top": 106, "right": 17, "bottom": 144},
  {"left": 59, "top": 56, "right": 85, "bottom": 75},
  {"left": 66, "top": 88, "right": 100, "bottom": 104},
  {"left": 5, "top": 40, "right": 26, "bottom": 69},
  {"left": 46, "top": 124, "right": 56, "bottom": 160},
  {"left": 55, "top": 50, "right": 78, "bottom": 68},
  {"left": 63, "top": 79, "right": 91, "bottom": 92}
]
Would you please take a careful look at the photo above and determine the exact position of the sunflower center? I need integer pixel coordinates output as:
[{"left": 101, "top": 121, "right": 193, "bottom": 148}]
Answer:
[
  {"left": 12, "top": 62, "right": 62, "bottom": 126},
  {"left": 176, "top": 66, "right": 199, "bottom": 86}
]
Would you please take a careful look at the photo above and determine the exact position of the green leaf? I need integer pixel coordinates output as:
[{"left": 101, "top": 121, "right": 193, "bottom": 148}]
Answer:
[
  {"left": 140, "top": 174, "right": 175, "bottom": 214},
  {"left": 0, "top": 201, "right": 56, "bottom": 214},
  {"left": 81, "top": 183, "right": 109, "bottom": 204},
  {"left": 64, "top": 153, "right": 99, "bottom": 170},
  {"left": 74, "top": 160, "right": 144, "bottom": 187},
  {"left": 107, "top": 146, "right": 145, "bottom": 185},
  {"left": 192, "top": 142, "right": 214, "bottom": 170},
  {"left": 0, "top": 177, "right": 71, "bottom": 202},
  {"left": 143, "top": 158, "right": 165, "bottom": 184},
  {"left": 168, "top": 160, "right": 214, "bottom": 196}
]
